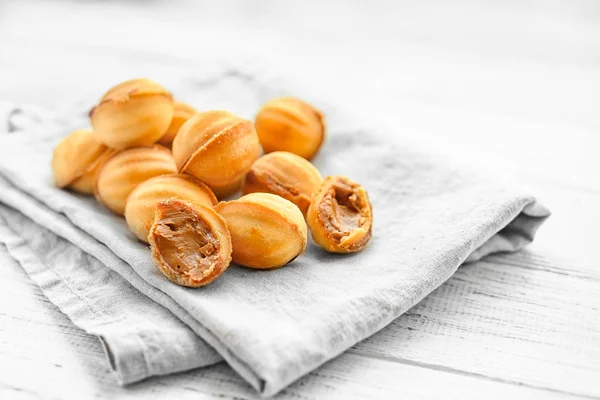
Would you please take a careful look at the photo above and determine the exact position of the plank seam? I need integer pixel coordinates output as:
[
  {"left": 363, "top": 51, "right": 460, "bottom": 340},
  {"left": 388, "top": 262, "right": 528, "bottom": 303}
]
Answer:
[
  {"left": 346, "top": 349, "right": 597, "bottom": 399},
  {"left": 483, "top": 255, "right": 600, "bottom": 282}
]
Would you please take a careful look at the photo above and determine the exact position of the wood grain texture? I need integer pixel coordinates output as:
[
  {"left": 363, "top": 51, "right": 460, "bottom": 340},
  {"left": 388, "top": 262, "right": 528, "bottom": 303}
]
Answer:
[
  {"left": 0, "top": 0, "right": 599, "bottom": 398},
  {"left": 0, "top": 246, "right": 586, "bottom": 400},
  {"left": 354, "top": 255, "right": 600, "bottom": 397}
]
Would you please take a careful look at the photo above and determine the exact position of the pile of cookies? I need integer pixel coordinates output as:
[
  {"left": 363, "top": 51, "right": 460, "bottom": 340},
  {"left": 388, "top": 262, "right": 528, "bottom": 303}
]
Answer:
[{"left": 51, "top": 78, "right": 373, "bottom": 287}]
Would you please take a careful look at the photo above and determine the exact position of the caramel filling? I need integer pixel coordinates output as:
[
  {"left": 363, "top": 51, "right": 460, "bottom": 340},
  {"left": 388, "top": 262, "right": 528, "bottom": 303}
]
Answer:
[
  {"left": 320, "top": 179, "right": 364, "bottom": 241},
  {"left": 154, "top": 205, "right": 220, "bottom": 279}
]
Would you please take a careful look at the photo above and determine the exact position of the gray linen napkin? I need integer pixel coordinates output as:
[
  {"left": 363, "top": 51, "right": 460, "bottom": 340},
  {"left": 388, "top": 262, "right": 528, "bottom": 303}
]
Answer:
[{"left": 0, "top": 76, "right": 550, "bottom": 396}]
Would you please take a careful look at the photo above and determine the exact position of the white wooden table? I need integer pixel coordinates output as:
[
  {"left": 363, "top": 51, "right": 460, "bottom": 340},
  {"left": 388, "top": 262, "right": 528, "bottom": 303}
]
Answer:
[{"left": 1, "top": 1, "right": 599, "bottom": 398}]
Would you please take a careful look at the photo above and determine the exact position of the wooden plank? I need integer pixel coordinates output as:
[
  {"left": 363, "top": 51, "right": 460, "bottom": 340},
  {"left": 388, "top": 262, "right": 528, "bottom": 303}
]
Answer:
[
  {"left": 516, "top": 187, "right": 600, "bottom": 280},
  {"left": 353, "top": 256, "right": 600, "bottom": 398},
  {"left": 0, "top": 248, "right": 585, "bottom": 400}
]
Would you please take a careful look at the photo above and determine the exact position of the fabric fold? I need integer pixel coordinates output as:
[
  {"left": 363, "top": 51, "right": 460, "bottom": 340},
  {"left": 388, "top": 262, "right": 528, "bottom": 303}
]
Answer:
[
  {"left": 0, "top": 201, "right": 222, "bottom": 385},
  {"left": 0, "top": 85, "right": 550, "bottom": 396}
]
